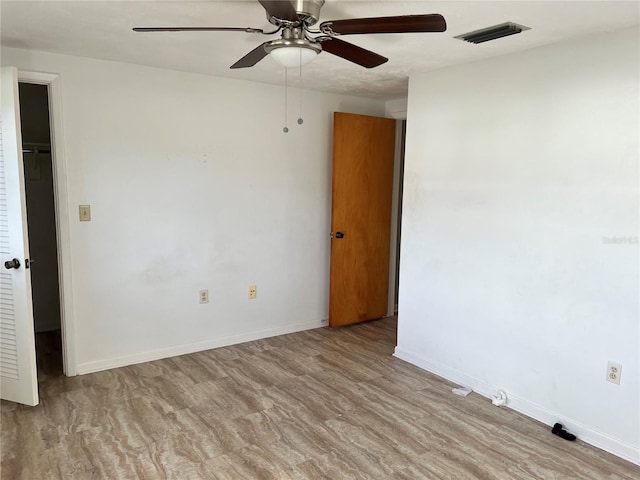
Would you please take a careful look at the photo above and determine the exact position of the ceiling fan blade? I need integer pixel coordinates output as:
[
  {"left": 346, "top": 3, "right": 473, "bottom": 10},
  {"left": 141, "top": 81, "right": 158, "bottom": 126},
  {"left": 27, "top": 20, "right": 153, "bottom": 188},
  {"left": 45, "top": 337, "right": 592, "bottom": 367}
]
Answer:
[
  {"left": 230, "top": 43, "right": 269, "bottom": 69},
  {"left": 133, "top": 27, "right": 266, "bottom": 33},
  {"left": 258, "top": 1, "right": 299, "bottom": 23},
  {"left": 320, "top": 14, "right": 446, "bottom": 35},
  {"left": 317, "top": 37, "right": 388, "bottom": 69}
]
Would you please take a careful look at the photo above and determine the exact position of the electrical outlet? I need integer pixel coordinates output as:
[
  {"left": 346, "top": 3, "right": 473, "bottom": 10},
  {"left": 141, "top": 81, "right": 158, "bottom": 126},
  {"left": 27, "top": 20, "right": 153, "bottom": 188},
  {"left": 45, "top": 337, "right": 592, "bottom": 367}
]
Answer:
[
  {"left": 248, "top": 285, "right": 256, "bottom": 300},
  {"left": 199, "top": 289, "right": 209, "bottom": 304},
  {"left": 606, "top": 361, "right": 622, "bottom": 385}
]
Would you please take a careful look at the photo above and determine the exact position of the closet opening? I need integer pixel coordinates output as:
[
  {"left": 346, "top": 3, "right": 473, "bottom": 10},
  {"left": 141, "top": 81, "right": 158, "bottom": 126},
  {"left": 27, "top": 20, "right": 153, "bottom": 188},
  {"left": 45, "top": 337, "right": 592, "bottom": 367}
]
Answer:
[{"left": 18, "top": 82, "right": 64, "bottom": 382}]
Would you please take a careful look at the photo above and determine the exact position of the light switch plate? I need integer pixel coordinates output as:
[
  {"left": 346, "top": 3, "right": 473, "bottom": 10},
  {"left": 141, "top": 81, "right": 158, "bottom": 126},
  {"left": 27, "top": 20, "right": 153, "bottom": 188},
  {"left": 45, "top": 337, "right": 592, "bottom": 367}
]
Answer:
[{"left": 79, "top": 205, "right": 91, "bottom": 222}]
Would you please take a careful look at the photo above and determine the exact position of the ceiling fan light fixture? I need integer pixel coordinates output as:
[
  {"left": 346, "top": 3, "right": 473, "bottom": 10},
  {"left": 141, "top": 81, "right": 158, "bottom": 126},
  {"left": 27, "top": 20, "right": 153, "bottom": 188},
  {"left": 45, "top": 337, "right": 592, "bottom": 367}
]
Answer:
[
  {"left": 265, "top": 39, "right": 322, "bottom": 67},
  {"left": 270, "top": 46, "right": 318, "bottom": 67}
]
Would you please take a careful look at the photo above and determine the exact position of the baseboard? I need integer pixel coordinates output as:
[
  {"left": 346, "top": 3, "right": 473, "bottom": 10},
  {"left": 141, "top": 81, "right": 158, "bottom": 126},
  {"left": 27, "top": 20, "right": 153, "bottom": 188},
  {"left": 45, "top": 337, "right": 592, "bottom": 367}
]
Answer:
[
  {"left": 393, "top": 347, "right": 640, "bottom": 466},
  {"left": 76, "top": 319, "right": 325, "bottom": 375}
]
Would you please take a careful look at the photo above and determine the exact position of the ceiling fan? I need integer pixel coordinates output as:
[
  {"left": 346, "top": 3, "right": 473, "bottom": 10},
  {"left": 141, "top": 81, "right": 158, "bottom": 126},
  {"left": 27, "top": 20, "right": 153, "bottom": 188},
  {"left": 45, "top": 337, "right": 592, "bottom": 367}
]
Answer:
[{"left": 133, "top": 0, "right": 446, "bottom": 69}]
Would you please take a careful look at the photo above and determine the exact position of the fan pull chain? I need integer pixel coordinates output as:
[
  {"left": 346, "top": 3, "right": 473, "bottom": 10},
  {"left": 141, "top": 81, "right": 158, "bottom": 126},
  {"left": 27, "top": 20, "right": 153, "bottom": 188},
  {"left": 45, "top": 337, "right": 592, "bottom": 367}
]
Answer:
[
  {"left": 283, "top": 67, "right": 289, "bottom": 133},
  {"left": 297, "top": 50, "right": 303, "bottom": 126}
]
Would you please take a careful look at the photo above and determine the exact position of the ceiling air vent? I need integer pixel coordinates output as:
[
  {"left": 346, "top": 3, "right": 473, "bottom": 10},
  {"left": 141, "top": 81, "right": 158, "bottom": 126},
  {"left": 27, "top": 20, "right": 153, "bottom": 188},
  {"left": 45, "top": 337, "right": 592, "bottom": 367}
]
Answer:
[{"left": 455, "top": 22, "right": 530, "bottom": 44}]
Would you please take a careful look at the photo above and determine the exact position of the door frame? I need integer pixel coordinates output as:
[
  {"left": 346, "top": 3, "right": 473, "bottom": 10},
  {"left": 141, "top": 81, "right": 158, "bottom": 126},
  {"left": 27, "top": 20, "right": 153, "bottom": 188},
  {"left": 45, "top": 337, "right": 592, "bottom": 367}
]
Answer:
[
  {"left": 18, "top": 70, "right": 77, "bottom": 376},
  {"left": 387, "top": 118, "right": 406, "bottom": 317}
]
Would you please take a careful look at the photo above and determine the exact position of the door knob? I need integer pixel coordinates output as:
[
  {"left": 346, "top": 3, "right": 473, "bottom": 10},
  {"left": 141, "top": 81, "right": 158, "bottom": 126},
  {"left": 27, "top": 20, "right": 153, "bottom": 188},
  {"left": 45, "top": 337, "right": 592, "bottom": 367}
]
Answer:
[
  {"left": 4, "top": 258, "right": 21, "bottom": 270},
  {"left": 335, "top": 232, "right": 345, "bottom": 239}
]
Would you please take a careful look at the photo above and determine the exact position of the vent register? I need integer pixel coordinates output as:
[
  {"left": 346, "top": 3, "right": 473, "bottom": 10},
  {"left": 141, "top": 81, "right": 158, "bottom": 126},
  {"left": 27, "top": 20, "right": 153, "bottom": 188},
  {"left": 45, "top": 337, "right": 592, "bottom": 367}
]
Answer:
[{"left": 456, "top": 22, "right": 530, "bottom": 44}]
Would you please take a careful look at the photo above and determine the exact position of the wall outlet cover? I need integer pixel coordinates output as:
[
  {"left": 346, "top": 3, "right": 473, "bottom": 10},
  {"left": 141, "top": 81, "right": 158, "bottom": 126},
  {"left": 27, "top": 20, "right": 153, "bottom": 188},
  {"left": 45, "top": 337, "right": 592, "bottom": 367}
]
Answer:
[
  {"left": 606, "top": 361, "right": 622, "bottom": 385},
  {"left": 199, "top": 289, "right": 209, "bottom": 304}
]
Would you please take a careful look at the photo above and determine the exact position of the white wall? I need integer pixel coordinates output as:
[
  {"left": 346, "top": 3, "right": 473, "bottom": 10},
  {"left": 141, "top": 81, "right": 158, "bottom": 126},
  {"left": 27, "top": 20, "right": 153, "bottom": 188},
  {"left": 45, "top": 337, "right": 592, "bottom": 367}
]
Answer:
[
  {"left": 396, "top": 27, "right": 639, "bottom": 464},
  {"left": 385, "top": 97, "right": 407, "bottom": 120},
  {"left": 1, "top": 47, "right": 385, "bottom": 373}
]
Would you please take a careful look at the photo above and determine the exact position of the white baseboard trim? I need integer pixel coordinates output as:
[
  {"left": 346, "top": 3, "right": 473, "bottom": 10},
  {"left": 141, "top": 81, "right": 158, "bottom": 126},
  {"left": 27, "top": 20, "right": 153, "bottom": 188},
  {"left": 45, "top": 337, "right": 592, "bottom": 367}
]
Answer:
[
  {"left": 76, "top": 319, "right": 325, "bottom": 376},
  {"left": 393, "top": 347, "right": 640, "bottom": 466}
]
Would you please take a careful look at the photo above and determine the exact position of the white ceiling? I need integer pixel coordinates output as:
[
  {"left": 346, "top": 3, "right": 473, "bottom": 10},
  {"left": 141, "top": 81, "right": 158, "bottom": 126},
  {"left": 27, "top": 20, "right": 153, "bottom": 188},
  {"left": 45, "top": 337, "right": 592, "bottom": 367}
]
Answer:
[{"left": 2, "top": 1, "right": 638, "bottom": 99}]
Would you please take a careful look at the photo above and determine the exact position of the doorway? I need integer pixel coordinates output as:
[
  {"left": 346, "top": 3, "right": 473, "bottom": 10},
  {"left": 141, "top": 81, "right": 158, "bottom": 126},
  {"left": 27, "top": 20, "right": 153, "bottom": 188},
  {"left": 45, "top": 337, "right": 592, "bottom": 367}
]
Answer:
[
  {"left": 18, "top": 82, "right": 64, "bottom": 381},
  {"left": 387, "top": 119, "right": 406, "bottom": 318},
  {"left": 328, "top": 113, "right": 406, "bottom": 331}
]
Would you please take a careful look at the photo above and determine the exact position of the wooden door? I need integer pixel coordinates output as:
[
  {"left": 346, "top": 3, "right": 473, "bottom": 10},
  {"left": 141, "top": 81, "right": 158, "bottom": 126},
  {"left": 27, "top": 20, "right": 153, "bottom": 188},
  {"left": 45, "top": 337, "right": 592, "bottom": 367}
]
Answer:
[
  {"left": 329, "top": 112, "right": 396, "bottom": 327},
  {"left": 0, "top": 67, "right": 39, "bottom": 406}
]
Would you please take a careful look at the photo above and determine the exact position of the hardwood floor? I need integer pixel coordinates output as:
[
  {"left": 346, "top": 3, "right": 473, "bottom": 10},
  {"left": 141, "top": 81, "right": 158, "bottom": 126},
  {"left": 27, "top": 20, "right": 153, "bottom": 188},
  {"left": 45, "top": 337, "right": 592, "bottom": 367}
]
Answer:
[{"left": 1, "top": 318, "right": 638, "bottom": 479}]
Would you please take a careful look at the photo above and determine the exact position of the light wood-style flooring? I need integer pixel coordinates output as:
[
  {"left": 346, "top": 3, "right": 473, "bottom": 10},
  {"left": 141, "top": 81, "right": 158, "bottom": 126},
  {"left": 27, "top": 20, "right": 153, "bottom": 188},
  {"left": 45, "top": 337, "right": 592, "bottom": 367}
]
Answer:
[{"left": 1, "top": 318, "right": 638, "bottom": 479}]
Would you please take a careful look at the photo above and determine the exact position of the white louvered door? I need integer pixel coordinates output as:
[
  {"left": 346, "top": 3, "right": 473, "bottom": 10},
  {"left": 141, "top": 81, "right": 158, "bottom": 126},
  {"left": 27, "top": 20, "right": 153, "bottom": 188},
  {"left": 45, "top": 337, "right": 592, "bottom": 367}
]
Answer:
[{"left": 0, "top": 67, "right": 38, "bottom": 406}]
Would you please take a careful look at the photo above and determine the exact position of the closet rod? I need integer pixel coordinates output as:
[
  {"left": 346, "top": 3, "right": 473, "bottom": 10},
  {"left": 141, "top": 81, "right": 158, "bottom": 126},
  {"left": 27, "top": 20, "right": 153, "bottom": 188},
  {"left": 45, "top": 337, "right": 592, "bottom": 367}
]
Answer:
[
  {"left": 23, "top": 149, "right": 51, "bottom": 154},
  {"left": 22, "top": 142, "right": 51, "bottom": 155}
]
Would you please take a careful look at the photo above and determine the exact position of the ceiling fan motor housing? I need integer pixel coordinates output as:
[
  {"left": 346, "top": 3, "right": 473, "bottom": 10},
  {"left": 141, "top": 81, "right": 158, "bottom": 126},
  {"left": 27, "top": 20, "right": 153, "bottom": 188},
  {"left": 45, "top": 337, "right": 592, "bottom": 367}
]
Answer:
[
  {"left": 267, "top": 0, "right": 325, "bottom": 27},
  {"left": 264, "top": 26, "right": 322, "bottom": 65}
]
